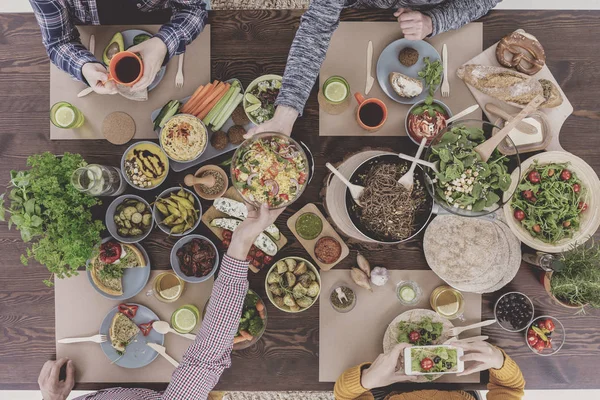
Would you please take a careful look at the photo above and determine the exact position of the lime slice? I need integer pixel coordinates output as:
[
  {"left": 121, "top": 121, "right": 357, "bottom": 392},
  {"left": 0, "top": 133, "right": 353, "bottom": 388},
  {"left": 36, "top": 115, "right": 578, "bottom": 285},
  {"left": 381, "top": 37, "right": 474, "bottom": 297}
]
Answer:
[
  {"left": 172, "top": 308, "right": 197, "bottom": 332},
  {"left": 245, "top": 93, "right": 261, "bottom": 104},
  {"left": 324, "top": 81, "right": 348, "bottom": 103},
  {"left": 54, "top": 106, "right": 76, "bottom": 127},
  {"left": 160, "top": 284, "right": 182, "bottom": 300},
  {"left": 400, "top": 286, "right": 416, "bottom": 302},
  {"left": 245, "top": 103, "right": 261, "bottom": 113},
  {"left": 437, "top": 301, "right": 460, "bottom": 316}
]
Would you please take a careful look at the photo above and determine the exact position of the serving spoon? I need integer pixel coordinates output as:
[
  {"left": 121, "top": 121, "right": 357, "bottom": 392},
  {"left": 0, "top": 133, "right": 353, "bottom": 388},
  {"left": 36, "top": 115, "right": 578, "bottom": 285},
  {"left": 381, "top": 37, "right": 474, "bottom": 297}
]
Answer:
[
  {"left": 152, "top": 320, "right": 196, "bottom": 340},
  {"left": 397, "top": 138, "right": 427, "bottom": 191},
  {"left": 326, "top": 162, "right": 364, "bottom": 206}
]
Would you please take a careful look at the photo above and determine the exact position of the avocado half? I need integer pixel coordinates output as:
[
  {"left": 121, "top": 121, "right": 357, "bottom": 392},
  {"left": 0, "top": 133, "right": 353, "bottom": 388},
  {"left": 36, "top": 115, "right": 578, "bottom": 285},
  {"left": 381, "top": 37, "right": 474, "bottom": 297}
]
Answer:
[{"left": 102, "top": 32, "right": 124, "bottom": 65}]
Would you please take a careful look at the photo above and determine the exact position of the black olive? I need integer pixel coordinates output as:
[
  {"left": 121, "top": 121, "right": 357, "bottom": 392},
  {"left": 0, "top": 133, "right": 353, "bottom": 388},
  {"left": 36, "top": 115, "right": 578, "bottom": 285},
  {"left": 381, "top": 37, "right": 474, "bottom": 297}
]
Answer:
[
  {"left": 431, "top": 334, "right": 437, "bottom": 340},
  {"left": 446, "top": 362, "right": 453, "bottom": 369},
  {"left": 420, "top": 329, "right": 426, "bottom": 335},
  {"left": 433, "top": 356, "right": 441, "bottom": 363}
]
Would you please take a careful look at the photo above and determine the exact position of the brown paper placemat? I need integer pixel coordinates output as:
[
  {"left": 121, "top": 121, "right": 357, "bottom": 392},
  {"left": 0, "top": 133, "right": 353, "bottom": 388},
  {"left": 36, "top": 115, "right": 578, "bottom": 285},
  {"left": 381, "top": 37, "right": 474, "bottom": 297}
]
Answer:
[
  {"left": 319, "top": 22, "right": 482, "bottom": 136},
  {"left": 50, "top": 25, "right": 211, "bottom": 140},
  {"left": 319, "top": 270, "right": 481, "bottom": 383},
  {"left": 55, "top": 271, "right": 213, "bottom": 383}
]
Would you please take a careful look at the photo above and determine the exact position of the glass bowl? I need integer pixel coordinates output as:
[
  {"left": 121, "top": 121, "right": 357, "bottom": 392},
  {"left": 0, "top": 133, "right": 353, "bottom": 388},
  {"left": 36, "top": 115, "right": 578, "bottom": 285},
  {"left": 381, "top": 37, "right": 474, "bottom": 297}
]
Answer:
[
  {"left": 494, "top": 292, "right": 534, "bottom": 332},
  {"left": 525, "top": 315, "right": 565, "bottom": 356},
  {"left": 423, "top": 119, "right": 521, "bottom": 217},
  {"left": 230, "top": 132, "right": 309, "bottom": 209},
  {"left": 203, "top": 289, "right": 267, "bottom": 350}
]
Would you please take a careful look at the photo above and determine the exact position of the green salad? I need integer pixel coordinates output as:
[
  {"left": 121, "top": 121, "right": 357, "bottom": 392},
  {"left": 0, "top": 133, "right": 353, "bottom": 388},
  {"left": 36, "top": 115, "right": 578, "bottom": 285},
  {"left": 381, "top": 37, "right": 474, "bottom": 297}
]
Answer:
[
  {"left": 428, "top": 125, "right": 511, "bottom": 212},
  {"left": 511, "top": 162, "right": 588, "bottom": 243},
  {"left": 397, "top": 316, "right": 444, "bottom": 346},
  {"left": 411, "top": 346, "right": 458, "bottom": 374}
]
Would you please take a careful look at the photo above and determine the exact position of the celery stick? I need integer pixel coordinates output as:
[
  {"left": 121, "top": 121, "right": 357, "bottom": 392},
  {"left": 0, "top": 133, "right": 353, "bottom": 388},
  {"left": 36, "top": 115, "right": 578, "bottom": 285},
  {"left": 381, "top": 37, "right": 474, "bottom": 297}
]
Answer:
[
  {"left": 213, "top": 93, "right": 243, "bottom": 131},
  {"left": 203, "top": 82, "right": 239, "bottom": 126},
  {"left": 211, "top": 86, "right": 241, "bottom": 128}
]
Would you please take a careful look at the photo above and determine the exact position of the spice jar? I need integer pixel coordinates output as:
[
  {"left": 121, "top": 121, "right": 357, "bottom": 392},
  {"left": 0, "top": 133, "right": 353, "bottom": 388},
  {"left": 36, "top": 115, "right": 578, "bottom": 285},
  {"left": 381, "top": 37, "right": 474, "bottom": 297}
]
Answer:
[{"left": 330, "top": 285, "right": 356, "bottom": 313}]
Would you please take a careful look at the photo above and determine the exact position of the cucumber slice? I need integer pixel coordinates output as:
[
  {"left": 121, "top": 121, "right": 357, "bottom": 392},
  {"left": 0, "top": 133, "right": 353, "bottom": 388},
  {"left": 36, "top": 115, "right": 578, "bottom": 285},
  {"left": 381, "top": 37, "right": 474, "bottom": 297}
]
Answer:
[{"left": 153, "top": 100, "right": 181, "bottom": 130}]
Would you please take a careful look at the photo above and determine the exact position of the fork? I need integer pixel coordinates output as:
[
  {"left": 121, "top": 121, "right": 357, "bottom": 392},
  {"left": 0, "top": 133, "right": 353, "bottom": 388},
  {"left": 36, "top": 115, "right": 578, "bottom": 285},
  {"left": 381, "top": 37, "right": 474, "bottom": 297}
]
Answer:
[
  {"left": 441, "top": 44, "right": 450, "bottom": 98},
  {"left": 175, "top": 54, "right": 184, "bottom": 88},
  {"left": 446, "top": 320, "right": 497, "bottom": 337},
  {"left": 57, "top": 334, "right": 107, "bottom": 344},
  {"left": 397, "top": 137, "right": 427, "bottom": 191}
]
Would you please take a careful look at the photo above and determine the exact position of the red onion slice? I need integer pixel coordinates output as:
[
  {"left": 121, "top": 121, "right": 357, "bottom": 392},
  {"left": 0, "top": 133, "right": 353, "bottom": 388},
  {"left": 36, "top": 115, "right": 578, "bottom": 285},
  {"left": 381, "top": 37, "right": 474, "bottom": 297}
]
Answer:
[
  {"left": 264, "top": 179, "right": 279, "bottom": 196},
  {"left": 247, "top": 173, "right": 258, "bottom": 186}
]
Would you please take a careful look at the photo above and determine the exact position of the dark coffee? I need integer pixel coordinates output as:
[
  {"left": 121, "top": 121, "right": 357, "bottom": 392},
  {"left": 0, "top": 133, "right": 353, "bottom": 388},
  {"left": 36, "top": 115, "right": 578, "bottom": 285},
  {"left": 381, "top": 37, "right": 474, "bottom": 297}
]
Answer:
[
  {"left": 115, "top": 57, "right": 141, "bottom": 83},
  {"left": 359, "top": 102, "right": 384, "bottom": 127}
]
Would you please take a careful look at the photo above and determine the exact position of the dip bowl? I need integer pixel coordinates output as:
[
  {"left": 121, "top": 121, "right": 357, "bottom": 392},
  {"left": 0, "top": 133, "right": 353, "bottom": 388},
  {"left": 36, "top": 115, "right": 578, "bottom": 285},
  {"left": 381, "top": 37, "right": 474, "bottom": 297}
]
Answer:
[{"left": 405, "top": 99, "right": 452, "bottom": 146}]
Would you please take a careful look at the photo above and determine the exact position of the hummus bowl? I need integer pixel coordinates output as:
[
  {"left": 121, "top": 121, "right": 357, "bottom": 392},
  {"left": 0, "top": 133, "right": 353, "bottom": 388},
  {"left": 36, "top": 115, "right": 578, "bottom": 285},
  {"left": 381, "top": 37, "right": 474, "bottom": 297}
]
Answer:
[{"left": 159, "top": 114, "right": 208, "bottom": 163}]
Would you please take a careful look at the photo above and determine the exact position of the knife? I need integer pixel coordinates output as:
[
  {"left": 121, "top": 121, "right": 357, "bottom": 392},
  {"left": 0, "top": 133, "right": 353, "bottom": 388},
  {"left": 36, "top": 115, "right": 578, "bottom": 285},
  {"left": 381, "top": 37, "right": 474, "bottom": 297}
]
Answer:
[
  {"left": 365, "top": 41, "right": 374, "bottom": 95},
  {"left": 89, "top": 34, "right": 95, "bottom": 55},
  {"left": 147, "top": 343, "right": 180, "bottom": 368}
]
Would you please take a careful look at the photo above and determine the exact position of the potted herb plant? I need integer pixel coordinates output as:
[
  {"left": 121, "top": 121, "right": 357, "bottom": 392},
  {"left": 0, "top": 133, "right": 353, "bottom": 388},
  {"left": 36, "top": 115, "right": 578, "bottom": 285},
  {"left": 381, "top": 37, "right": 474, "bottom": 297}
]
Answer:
[{"left": 543, "top": 240, "right": 600, "bottom": 311}]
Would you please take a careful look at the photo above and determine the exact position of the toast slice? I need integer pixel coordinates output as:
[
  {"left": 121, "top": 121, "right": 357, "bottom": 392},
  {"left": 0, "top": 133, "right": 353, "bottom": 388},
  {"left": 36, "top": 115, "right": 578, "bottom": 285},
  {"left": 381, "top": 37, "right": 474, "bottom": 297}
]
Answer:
[
  {"left": 110, "top": 312, "right": 140, "bottom": 354},
  {"left": 389, "top": 72, "right": 423, "bottom": 98}
]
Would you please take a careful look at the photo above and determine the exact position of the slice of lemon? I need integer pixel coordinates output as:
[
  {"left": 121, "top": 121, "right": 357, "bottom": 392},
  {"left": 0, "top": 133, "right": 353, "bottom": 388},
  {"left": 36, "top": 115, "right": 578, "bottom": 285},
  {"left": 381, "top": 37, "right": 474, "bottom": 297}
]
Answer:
[
  {"left": 437, "top": 301, "right": 460, "bottom": 317},
  {"left": 324, "top": 80, "right": 348, "bottom": 103},
  {"left": 159, "top": 284, "right": 182, "bottom": 300},
  {"left": 173, "top": 308, "right": 197, "bottom": 332},
  {"left": 54, "top": 106, "right": 76, "bottom": 127},
  {"left": 245, "top": 93, "right": 261, "bottom": 104},
  {"left": 245, "top": 103, "right": 261, "bottom": 113}
]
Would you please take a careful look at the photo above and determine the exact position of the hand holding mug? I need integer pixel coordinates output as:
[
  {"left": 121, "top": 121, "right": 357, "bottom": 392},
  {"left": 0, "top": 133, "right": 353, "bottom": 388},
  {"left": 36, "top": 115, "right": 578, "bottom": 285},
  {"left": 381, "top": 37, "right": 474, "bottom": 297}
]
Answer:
[
  {"left": 81, "top": 63, "right": 117, "bottom": 95},
  {"left": 129, "top": 37, "right": 168, "bottom": 92}
]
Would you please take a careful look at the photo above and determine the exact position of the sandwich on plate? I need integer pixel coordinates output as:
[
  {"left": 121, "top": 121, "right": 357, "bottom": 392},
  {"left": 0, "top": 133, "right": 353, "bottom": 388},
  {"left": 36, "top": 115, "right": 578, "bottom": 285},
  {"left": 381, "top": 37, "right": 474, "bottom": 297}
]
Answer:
[
  {"left": 89, "top": 240, "right": 145, "bottom": 296},
  {"left": 110, "top": 310, "right": 140, "bottom": 355}
]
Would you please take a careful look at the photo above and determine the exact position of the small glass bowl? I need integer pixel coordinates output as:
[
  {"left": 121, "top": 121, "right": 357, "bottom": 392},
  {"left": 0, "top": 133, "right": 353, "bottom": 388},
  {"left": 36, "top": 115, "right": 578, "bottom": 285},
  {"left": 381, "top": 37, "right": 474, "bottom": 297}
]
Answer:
[
  {"left": 329, "top": 285, "right": 357, "bottom": 313},
  {"left": 494, "top": 291, "right": 535, "bottom": 333},
  {"left": 396, "top": 281, "right": 422, "bottom": 306},
  {"left": 525, "top": 315, "right": 565, "bottom": 356}
]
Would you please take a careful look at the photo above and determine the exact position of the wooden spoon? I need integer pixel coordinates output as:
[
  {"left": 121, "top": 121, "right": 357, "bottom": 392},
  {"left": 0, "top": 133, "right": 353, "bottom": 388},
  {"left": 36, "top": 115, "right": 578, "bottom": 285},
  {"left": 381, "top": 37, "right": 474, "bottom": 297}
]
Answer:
[
  {"left": 184, "top": 174, "right": 215, "bottom": 188},
  {"left": 474, "top": 95, "right": 545, "bottom": 162},
  {"left": 485, "top": 103, "right": 538, "bottom": 135},
  {"left": 326, "top": 162, "right": 364, "bottom": 206}
]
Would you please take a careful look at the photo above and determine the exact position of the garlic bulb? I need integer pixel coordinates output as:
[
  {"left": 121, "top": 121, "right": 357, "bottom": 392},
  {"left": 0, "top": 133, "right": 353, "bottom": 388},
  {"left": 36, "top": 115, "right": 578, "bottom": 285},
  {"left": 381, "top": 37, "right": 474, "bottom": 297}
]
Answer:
[{"left": 370, "top": 266, "right": 389, "bottom": 286}]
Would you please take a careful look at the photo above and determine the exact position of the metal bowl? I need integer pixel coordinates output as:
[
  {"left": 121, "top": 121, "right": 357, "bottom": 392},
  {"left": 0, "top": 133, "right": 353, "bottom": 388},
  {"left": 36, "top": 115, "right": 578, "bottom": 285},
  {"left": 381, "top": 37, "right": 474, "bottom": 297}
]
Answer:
[
  {"left": 405, "top": 99, "right": 453, "bottom": 146},
  {"left": 153, "top": 187, "right": 202, "bottom": 237},
  {"left": 159, "top": 114, "right": 208, "bottom": 164},
  {"left": 170, "top": 234, "right": 219, "bottom": 283},
  {"left": 106, "top": 195, "right": 153, "bottom": 244},
  {"left": 120, "top": 141, "right": 169, "bottom": 191}
]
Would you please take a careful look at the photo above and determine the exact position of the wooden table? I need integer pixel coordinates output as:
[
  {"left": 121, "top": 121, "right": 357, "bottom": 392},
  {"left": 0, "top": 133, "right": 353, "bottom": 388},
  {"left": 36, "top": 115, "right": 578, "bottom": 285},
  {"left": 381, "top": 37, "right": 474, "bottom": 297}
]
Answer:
[{"left": 1, "top": 9, "right": 599, "bottom": 392}]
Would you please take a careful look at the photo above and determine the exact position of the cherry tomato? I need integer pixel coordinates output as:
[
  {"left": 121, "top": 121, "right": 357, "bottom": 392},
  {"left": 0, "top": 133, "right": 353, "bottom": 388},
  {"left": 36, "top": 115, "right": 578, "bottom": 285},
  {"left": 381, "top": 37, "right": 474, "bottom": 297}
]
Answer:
[
  {"left": 560, "top": 169, "right": 571, "bottom": 181},
  {"left": 222, "top": 230, "right": 233, "bottom": 240},
  {"left": 522, "top": 190, "right": 534, "bottom": 200},
  {"left": 545, "top": 337, "right": 553, "bottom": 349},
  {"left": 533, "top": 224, "right": 542, "bottom": 233},
  {"left": 409, "top": 331, "right": 421, "bottom": 343},
  {"left": 573, "top": 183, "right": 581, "bottom": 193},
  {"left": 420, "top": 358, "right": 434, "bottom": 371},
  {"left": 246, "top": 255, "right": 253, "bottom": 262},
  {"left": 579, "top": 202, "right": 588, "bottom": 212},
  {"left": 534, "top": 340, "right": 546, "bottom": 352},
  {"left": 280, "top": 193, "right": 290, "bottom": 201},
  {"left": 263, "top": 255, "right": 273, "bottom": 265},
  {"left": 545, "top": 319, "right": 555, "bottom": 332},
  {"left": 528, "top": 329, "right": 536, "bottom": 337},
  {"left": 298, "top": 172, "right": 307, "bottom": 185},
  {"left": 255, "top": 250, "right": 265, "bottom": 259},
  {"left": 563, "top": 221, "right": 571, "bottom": 228},
  {"left": 548, "top": 169, "right": 555, "bottom": 177},
  {"left": 537, "top": 320, "right": 547, "bottom": 331},
  {"left": 138, "top": 321, "right": 154, "bottom": 336},
  {"left": 514, "top": 210, "right": 526, "bottom": 221},
  {"left": 528, "top": 170, "right": 541, "bottom": 183},
  {"left": 118, "top": 304, "right": 139, "bottom": 319},
  {"left": 530, "top": 196, "right": 538, "bottom": 203},
  {"left": 252, "top": 259, "right": 262, "bottom": 268},
  {"left": 527, "top": 335, "right": 539, "bottom": 347}
]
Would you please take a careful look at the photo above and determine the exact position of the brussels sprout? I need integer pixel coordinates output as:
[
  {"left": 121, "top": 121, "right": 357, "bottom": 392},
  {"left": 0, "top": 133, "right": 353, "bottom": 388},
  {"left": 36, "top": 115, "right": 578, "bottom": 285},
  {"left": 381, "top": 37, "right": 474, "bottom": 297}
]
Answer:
[
  {"left": 298, "top": 273, "right": 312, "bottom": 288},
  {"left": 289, "top": 305, "right": 301, "bottom": 312},
  {"left": 296, "top": 296, "right": 314, "bottom": 308},
  {"left": 269, "top": 283, "right": 284, "bottom": 296},
  {"left": 267, "top": 271, "right": 281, "bottom": 284},
  {"left": 124, "top": 220, "right": 132, "bottom": 229},
  {"left": 273, "top": 296, "right": 285, "bottom": 308},
  {"left": 276, "top": 260, "right": 287, "bottom": 274},
  {"left": 284, "top": 258, "right": 297, "bottom": 273},
  {"left": 294, "top": 261, "right": 308, "bottom": 276},
  {"left": 307, "top": 281, "right": 320, "bottom": 297},
  {"left": 292, "top": 283, "right": 308, "bottom": 299},
  {"left": 283, "top": 293, "right": 297, "bottom": 307},
  {"left": 283, "top": 272, "right": 296, "bottom": 288},
  {"left": 142, "top": 213, "right": 152, "bottom": 226},
  {"left": 113, "top": 215, "right": 122, "bottom": 224}
]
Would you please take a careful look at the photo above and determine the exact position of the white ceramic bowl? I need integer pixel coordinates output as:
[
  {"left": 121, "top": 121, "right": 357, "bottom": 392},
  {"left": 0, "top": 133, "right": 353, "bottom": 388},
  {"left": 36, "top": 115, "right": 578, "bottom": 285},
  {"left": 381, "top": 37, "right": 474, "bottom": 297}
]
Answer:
[
  {"left": 243, "top": 74, "right": 283, "bottom": 125},
  {"left": 120, "top": 141, "right": 169, "bottom": 191},
  {"left": 153, "top": 187, "right": 202, "bottom": 237},
  {"left": 264, "top": 256, "right": 321, "bottom": 313},
  {"left": 170, "top": 234, "right": 219, "bottom": 283},
  {"left": 159, "top": 114, "right": 208, "bottom": 163}
]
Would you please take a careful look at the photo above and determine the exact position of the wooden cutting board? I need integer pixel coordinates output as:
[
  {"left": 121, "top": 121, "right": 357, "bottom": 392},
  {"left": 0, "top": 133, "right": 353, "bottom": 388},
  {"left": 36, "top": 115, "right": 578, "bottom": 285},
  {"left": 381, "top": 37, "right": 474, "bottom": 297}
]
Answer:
[
  {"left": 200, "top": 187, "right": 287, "bottom": 272},
  {"left": 286, "top": 203, "right": 349, "bottom": 271},
  {"left": 461, "top": 29, "right": 573, "bottom": 151}
]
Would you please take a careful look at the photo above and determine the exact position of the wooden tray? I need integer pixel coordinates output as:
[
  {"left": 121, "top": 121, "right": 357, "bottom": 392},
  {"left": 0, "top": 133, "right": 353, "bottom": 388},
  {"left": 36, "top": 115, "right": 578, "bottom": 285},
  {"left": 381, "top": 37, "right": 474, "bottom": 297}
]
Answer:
[
  {"left": 200, "top": 187, "right": 287, "bottom": 273},
  {"left": 461, "top": 29, "right": 573, "bottom": 151},
  {"left": 286, "top": 203, "right": 349, "bottom": 271}
]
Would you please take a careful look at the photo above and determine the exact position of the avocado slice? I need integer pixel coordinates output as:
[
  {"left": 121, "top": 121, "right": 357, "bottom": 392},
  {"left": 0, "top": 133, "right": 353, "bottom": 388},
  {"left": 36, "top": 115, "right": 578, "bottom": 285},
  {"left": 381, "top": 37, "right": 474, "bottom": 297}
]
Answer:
[
  {"left": 102, "top": 32, "right": 124, "bottom": 65},
  {"left": 133, "top": 34, "right": 151, "bottom": 46}
]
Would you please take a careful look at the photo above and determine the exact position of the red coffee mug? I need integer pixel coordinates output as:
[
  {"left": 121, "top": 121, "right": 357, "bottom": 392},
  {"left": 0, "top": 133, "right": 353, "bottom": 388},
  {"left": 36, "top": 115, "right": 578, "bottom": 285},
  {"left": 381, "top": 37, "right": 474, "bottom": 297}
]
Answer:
[
  {"left": 108, "top": 51, "right": 144, "bottom": 87},
  {"left": 354, "top": 93, "right": 388, "bottom": 132}
]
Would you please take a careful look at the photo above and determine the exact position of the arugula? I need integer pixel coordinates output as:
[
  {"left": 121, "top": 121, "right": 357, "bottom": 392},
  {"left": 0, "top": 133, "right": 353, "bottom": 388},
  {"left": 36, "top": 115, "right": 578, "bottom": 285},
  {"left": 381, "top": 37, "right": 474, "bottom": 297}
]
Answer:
[
  {"left": 418, "top": 57, "right": 443, "bottom": 98},
  {"left": 0, "top": 153, "right": 104, "bottom": 286}
]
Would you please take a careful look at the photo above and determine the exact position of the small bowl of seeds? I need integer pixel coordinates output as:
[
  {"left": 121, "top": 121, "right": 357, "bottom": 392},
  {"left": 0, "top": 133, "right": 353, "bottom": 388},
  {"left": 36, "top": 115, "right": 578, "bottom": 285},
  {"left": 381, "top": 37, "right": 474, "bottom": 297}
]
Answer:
[
  {"left": 184, "top": 165, "right": 228, "bottom": 201},
  {"left": 330, "top": 285, "right": 356, "bottom": 313}
]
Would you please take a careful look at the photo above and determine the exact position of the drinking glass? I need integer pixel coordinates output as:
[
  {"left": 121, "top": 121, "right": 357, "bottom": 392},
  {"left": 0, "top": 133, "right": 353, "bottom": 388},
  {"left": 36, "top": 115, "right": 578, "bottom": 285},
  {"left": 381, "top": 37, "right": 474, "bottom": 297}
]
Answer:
[{"left": 71, "top": 164, "right": 126, "bottom": 196}]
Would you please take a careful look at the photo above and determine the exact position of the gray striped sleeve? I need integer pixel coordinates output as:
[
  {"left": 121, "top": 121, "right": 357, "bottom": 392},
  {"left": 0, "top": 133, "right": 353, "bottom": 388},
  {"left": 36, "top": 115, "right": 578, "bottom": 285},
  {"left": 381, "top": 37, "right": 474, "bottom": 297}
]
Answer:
[{"left": 422, "top": 0, "right": 501, "bottom": 36}]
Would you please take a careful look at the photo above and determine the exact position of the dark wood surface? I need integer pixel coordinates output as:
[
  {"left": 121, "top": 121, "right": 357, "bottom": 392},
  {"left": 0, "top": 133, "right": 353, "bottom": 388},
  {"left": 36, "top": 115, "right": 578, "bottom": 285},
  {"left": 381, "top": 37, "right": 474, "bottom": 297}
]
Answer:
[{"left": 1, "top": 9, "right": 599, "bottom": 392}]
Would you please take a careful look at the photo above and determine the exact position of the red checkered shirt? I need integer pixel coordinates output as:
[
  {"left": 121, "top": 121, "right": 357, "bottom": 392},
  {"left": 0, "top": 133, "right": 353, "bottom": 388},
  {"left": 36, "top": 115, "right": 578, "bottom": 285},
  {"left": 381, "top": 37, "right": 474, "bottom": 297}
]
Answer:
[{"left": 73, "top": 254, "right": 250, "bottom": 400}]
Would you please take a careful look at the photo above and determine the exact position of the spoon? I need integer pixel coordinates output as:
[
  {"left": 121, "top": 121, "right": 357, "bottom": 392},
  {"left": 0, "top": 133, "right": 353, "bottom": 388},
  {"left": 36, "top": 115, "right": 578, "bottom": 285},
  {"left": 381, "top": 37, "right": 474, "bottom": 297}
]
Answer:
[
  {"left": 485, "top": 103, "right": 538, "bottom": 135},
  {"left": 474, "top": 95, "right": 545, "bottom": 162},
  {"left": 397, "top": 137, "right": 427, "bottom": 191},
  {"left": 326, "top": 162, "right": 364, "bottom": 206},
  {"left": 184, "top": 174, "right": 215, "bottom": 188},
  {"left": 445, "top": 104, "right": 480, "bottom": 124},
  {"left": 152, "top": 320, "right": 196, "bottom": 340},
  {"left": 397, "top": 153, "right": 439, "bottom": 174}
]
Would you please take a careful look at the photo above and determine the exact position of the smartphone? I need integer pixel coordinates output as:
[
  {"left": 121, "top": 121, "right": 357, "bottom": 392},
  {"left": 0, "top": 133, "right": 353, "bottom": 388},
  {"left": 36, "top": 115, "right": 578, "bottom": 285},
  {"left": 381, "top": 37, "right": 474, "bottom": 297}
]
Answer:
[{"left": 404, "top": 345, "right": 464, "bottom": 376}]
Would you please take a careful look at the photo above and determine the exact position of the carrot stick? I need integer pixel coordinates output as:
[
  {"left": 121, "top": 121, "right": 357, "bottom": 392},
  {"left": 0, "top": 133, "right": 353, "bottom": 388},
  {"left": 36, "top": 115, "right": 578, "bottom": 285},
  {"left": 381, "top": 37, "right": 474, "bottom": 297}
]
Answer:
[
  {"left": 182, "top": 83, "right": 212, "bottom": 113},
  {"left": 240, "top": 330, "right": 253, "bottom": 341},
  {"left": 180, "top": 86, "right": 204, "bottom": 113},
  {"left": 189, "top": 83, "right": 218, "bottom": 115},
  {"left": 256, "top": 301, "right": 264, "bottom": 312},
  {"left": 196, "top": 83, "right": 230, "bottom": 119},
  {"left": 233, "top": 336, "right": 247, "bottom": 344},
  {"left": 191, "top": 82, "right": 225, "bottom": 116}
]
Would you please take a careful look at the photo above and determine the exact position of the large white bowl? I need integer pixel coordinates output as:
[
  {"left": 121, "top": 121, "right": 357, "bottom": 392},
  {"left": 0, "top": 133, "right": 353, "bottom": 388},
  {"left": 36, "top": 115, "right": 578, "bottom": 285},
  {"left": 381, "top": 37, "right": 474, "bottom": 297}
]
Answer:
[
  {"left": 243, "top": 74, "right": 282, "bottom": 125},
  {"left": 503, "top": 151, "right": 600, "bottom": 253}
]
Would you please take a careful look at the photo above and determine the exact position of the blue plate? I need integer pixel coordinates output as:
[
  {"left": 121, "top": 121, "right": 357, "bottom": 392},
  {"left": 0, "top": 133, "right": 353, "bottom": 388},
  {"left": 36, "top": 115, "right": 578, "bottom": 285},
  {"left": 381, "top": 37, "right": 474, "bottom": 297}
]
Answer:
[
  {"left": 376, "top": 39, "right": 441, "bottom": 104},
  {"left": 99, "top": 304, "right": 164, "bottom": 368},
  {"left": 86, "top": 237, "right": 151, "bottom": 301}
]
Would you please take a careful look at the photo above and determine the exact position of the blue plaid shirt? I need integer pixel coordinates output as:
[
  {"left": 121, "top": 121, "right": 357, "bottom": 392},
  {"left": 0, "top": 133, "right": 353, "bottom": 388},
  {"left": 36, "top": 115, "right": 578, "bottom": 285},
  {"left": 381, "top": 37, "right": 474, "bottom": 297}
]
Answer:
[{"left": 30, "top": 0, "right": 207, "bottom": 81}]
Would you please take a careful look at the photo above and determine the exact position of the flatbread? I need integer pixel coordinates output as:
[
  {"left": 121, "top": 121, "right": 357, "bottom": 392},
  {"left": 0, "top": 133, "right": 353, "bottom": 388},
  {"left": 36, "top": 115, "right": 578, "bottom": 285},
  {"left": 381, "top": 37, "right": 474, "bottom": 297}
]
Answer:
[
  {"left": 485, "top": 220, "right": 522, "bottom": 292},
  {"left": 90, "top": 243, "right": 145, "bottom": 296}
]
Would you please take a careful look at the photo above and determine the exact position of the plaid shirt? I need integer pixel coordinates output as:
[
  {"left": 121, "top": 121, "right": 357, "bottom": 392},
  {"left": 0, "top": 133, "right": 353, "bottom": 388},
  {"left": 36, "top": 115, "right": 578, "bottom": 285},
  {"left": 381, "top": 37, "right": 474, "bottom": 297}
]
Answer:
[
  {"left": 29, "top": 0, "right": 207, "bottom": 81},
  {"left": 73, "top": 255, "right": 250, "bottom": 400}
]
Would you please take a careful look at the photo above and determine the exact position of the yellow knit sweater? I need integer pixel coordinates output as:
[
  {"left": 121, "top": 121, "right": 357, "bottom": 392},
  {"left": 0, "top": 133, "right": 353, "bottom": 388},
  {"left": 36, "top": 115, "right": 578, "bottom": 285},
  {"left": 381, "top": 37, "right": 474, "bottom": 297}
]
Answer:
[{"left": 334, "top": 350, "right": 525, "bottom": 400}]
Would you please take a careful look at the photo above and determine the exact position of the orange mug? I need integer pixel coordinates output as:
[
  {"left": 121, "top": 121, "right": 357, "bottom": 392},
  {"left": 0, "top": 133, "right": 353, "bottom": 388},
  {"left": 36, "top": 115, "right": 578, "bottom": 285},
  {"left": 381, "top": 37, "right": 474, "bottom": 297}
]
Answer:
[
  {"left": 354, "top": 93, "right": 387, "bottom": 132},
  {"left": 108, "top": 51, "right": 144, "bottom": 86}
]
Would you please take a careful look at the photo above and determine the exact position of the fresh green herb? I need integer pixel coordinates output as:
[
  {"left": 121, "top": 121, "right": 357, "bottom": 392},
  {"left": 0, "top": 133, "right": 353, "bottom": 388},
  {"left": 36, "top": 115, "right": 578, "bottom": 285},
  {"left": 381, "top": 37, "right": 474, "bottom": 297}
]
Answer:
[
  {"left": 97, "top": 263, "right": 125, "bottom": 281},
  {"left": 0, "top": 153, "right": 104, "bottom": 286},
  {"left": 418, "top": 57, "right": 443, "bottom": 98},
  {"left": 550, "top": 240, "right": 600, "bottom": 310}
]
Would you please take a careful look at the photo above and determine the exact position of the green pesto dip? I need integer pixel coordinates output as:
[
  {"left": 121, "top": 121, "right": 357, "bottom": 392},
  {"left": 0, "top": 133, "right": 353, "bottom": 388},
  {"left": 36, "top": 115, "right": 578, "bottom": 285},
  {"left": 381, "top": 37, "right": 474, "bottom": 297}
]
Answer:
[{"left": 295, "top": 212, "right": 323, "bottom": 240}]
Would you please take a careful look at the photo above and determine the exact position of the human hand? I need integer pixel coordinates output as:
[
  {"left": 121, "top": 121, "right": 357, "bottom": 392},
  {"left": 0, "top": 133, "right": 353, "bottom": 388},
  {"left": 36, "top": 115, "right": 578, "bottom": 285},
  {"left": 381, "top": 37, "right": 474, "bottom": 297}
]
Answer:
[
  {"left": 81, "top": 62, "right": 117, "bottom": 94},
  {"left": 128, "top": 37, "right": 168, "bottom": 92},
  {"left": 454, "top": 338, "right": 504, "bottom": 376},
  {"left": 394, "top": 8, "right": 433, "bottom": 40},
  {"left": 361, "top": 343, "right": 418, "bottom": 390},
  {"left": 227, "top": 203, "right": 285, "bottom": 260},
  {"left": 38, "top": 358, "right": 75, "bottom": 400},
  {"left": 244, "top": 105, "right": 299, "bottom": 139}
]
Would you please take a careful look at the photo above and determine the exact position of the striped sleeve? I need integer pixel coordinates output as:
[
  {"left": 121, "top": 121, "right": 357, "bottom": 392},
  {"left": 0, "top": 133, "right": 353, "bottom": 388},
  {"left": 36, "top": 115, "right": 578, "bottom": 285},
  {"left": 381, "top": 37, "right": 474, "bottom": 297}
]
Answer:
[{"left": 421, "top": 0, "right": 501, "bottom": 36}]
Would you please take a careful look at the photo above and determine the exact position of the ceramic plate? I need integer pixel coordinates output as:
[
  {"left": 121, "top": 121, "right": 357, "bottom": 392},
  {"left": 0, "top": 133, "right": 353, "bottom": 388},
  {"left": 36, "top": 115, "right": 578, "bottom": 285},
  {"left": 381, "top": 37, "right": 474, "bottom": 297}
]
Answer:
[
  {"left": 99, "top": 304, "right": 163, "bottom": 368},
  {"left": 86, "top": 237, "right": 151, "bottom": 301},
  {"left": 376, "top": 39, "right": 440, "bottom": 104},
  {"left": 120, "top": 29, "right": 166, "bottom": 91}
]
